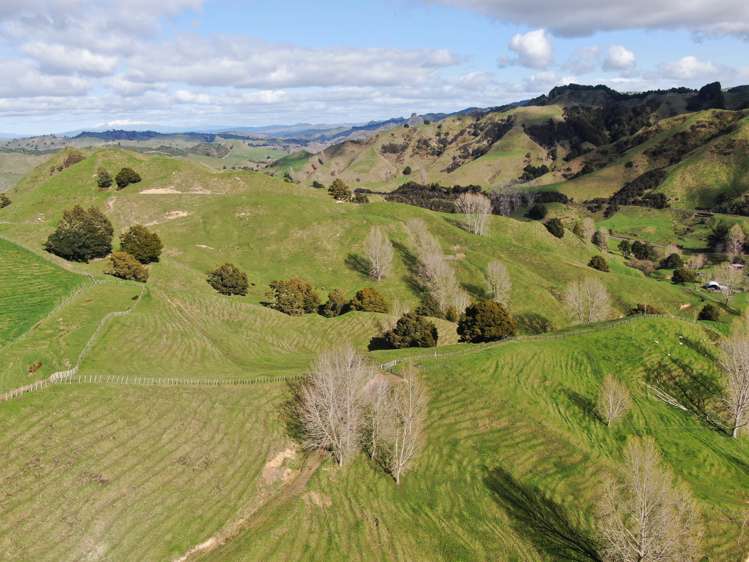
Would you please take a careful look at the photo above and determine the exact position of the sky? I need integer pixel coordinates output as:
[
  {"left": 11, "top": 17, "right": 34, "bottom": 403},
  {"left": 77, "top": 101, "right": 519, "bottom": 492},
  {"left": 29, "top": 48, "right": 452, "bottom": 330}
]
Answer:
[{"left": 1, "top": 0, "right": 748, "bottom": 135}]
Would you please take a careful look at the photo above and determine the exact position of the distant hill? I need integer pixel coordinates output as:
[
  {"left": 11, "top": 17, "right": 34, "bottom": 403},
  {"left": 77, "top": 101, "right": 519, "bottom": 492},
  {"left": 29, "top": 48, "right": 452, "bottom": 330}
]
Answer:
[{"left": 291, "top": 82, "right": 749, "bottom": 214}]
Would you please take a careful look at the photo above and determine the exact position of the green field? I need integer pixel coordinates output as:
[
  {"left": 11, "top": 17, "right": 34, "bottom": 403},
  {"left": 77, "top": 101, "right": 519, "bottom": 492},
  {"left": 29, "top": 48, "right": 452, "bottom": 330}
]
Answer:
[
  {"left": 0, "top": 237, "right": 83, "bottom": 346},
  {"left": 0, "top": 148, "right": 747, "bottom": 561}
]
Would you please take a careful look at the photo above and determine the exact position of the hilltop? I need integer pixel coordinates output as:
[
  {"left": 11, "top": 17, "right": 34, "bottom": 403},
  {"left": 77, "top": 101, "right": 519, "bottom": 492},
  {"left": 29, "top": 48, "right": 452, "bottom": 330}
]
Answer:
[{"left": 285, "top": 82, "right": 749, "bottom": 216}]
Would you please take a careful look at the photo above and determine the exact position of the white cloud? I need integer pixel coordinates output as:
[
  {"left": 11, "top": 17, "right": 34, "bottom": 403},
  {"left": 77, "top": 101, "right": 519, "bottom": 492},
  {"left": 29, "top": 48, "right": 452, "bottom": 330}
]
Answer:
[
  {"left": 21, "top": 42, "right": 118, "bottom": 76},
  {"left": 423, "top": 0, "right": 749, "bottom": 38},
  {"left": 503, "top": 29, "right": 553, "bottom": 69},
  {"left": 604, "top": 45, "right": 636, "bottom": 71},
  {"left": 565, "top": 46, "right": 600, "bottom": 74},
  {"left": 0, "top": 59, "right": 89, "bottom": 98},
  {"left": 660, "top": 56, "right": 718, "bottom": 79}
]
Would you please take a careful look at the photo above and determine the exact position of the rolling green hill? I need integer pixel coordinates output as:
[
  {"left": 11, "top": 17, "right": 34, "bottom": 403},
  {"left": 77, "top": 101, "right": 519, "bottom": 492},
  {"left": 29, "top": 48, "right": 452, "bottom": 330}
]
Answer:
[{"left": 0, "top": 147, "right": 747, "bottom": 561}]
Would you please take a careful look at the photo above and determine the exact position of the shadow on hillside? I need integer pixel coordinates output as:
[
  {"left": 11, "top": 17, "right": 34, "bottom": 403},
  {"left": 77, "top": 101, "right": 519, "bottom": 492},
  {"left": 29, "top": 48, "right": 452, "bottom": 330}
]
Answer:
[
  {"left": 645, "top": 357, "right": 725, "bottom": 434},
  {"left": 462, "top": 282, "right": 489, "bottom": 300},
  {"left": 563, "top": 390, "right": 602, "bottom": 424},
  {"left": 345, "top": 253, "right": 370, "bottom": 279},
  {"left": 680, "top": 336, "right": 717, "bottom": 361},
  {"left": 391, "top": 241, "right": 425, "bottom": 296},
  {"left": 484, "top": 467, "right": 601, "bottom": 562},
  {"left": 279, "top": 379, "right": 307, "bottom": 444}
]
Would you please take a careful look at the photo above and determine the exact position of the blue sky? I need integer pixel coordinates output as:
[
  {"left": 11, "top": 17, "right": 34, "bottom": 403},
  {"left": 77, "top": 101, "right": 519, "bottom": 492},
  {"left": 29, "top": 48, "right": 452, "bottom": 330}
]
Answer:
[{"left": 1, "top": 0, "right": 748, "bottom": 135}]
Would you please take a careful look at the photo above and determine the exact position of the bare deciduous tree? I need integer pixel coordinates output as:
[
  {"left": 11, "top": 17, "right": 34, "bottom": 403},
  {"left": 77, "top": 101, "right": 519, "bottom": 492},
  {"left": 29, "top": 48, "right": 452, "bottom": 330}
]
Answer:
[
  {"left": 379, "top": 365, "right": 427, "bottom": 484},
  {"left": 563, "top": 278, "right": 611, "bottom": 324},
  {"left": 456, "top": 192, "right": 492, "bottom": 236},
  {"left": 598, "top": 437, "right": 703, "bottom": 562},
  {"left": 719, "top": 336, "right": 749, "bottom": 438},
  {"left": 487, "top": 260, "right": 512, "bottom": 307},
  {"left": 594, "top": 227, "right": 610, "bottom": 253},
  {"left": 406, "top": 219, "right": 469, "bottom": 314},
  {"left": 685, "top": 253, "right": 706, "bottom": 271},
  {"left": 727, "top": 223, "right": 745, "bottom": 258},
  {"left": 364, "top": 226, "right": 394, "bottom": 281},
  {"left": 574, "top": 217, "right": 596, "bottom": 243},
  {"left": 298, "top": 345, "right": 375, "bottom": 466},
  {"left": 597, "top": 374, "right": 631, "bottom": 426}
]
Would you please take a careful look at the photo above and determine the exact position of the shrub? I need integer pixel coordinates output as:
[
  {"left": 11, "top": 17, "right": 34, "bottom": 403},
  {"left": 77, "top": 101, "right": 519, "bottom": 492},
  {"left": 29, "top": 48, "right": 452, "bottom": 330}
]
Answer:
[
  {"left": 115, "top": 167, "right": 142, "bottom": 189},
  {"left": 545, "top": 218, "right": 564, "bottom": 238},
  {"left": 96, "top": 168, "right": 113, "bottom": 188},
  {"left": 353, "top": 192, "right": 369, "bottom": 204},
  {"left": 672, "top": 268, "right": 697, "bottom": 284},
  {"left": 268, "top": 278, "right": 320, "bottom": 315},
  {"left": 698, "top": 303, "right": 720, "bottom": 321},
  {"left": 403, "top": 166, "right": 412, "bottom": 176},
  {"left": 350, "top": 287, "right": 389, "bottom": 313},
  {"left": 618, "top": 240, "right": 631, "bottom": 257},
  {"left": 659, "top": 253, "right": 683, "bottom": 269},
  {"left": 589, "top": 255, "right": 609, "bottom": 272},
  {"left": 0, "top": 194, "right": 10, "bottom": 208},
  {"left": 328, "top": 178, "right": 351, "bottom": 201},
  {"left": 207, "top": 263, "right": 249, "bottom": 296},
  {"left": 384, "top": 313, "right": 438, "bottom": 348},
  {"left": 631, "top": 240, "right": 658, "bottom": 261},
  {"left": 627, "top": 304, "right": 663, "bottom": 316},
  {"left": 44, "top": 205, "right": 113, "bottom": 262},
  {"left": 312, "top": 180, "right": 325, "bottom": 189},
  {"left": 457, "top": 300, "right": 516, "bottom": 343},
  {"left": 105, "top": 251, "right": 148, "bottom": 283},
  {"left": 526, "top": 203, "right": 548, "bottom": 220},
  {"left": 415, "top": 293, "right": 444, "bottom": 319},
  {"left": 319, "top": 289, "right": 348, "bottom": 318},
  {"left": 120, "top": 224, "right": 162, "bottom": 264}
]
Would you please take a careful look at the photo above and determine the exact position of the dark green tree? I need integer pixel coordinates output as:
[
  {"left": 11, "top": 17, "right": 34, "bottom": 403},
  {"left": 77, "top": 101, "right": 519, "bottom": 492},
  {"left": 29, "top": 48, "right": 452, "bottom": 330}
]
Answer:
[
  {"left": 526, "top": 203, "right": 548, "bottom": 220},
  {"left": 268, "top": 278, "right": 320, "bottom": 315},
  {"left": 105, "top": 251, "right": 148, "bottom": 283},
  {"left": 319, "top": 289, "right": 348, "bottom": 318},
  {"left": 328, "top": 179, "right": 352, "bottom": 201},
  {"left": 545, "top": 218, "right": 564, "bottom": 238},
  {"left": 403, "top": 166, "right": 412, "bottom": 176},
  {"left": 96, "top": 168, "right": 113, "bottom": 188},
  {"left": 618, "top": 240, "right": 631, "bottom": 257},
  {"left": 44, "top": 205, "right": 113, "bottom": 262},
  {"left": 698, "top": 303, "right": 720, "bottom": 321},
  {"left": 631, "top": 240, "right": 658, "bottom": 261},
  {"left": 671, "top": 268, "right": 697, "bottom": 284},
  {"left": 589, "top": 255, "right": 609, "bottom": 272},
  {"left": 0, "top": 194, "right": 11, "bottom": 208},
  {"left": 457, "top": 300, "right": 516, "bottom": 343},
  {"left": 115, "top": 167, "right": 142, "bottom": 190},
  {"left": 120, "top": 224, "right": 163, "bottom": 264},
  {"left": 384, "top": 313, "right": 438, "bottom": 348},
  {"left": 659, "top": 253, "right": 683, "bottom": 270},
  {"left": 207, "top": 263, "right": 249, "bottom": 296},
  {"left": 349, "top": 287, "right": 389, "bottom": 313}
]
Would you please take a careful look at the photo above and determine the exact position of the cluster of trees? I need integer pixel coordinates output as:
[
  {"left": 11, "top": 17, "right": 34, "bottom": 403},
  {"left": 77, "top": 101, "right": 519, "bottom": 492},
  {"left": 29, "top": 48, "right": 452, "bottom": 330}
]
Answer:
[
  {"left": 115, "top": 167, "right": 142, "bottom": 190},
  {"left": 296, "top": 346, "right": 426, "bottom": 483},
  {"left": 563, "top": 278, "right": 611, "bottom": 324},
  {"left": 44, "top": 205, "right": 161, "bottom": 283},
  {"left": 364, "top": 226, "right": 393, "bottom": 281},
  {"left": 455, "top": 192, "right": 492, "bottom": 235},
  {"left": 406, "top": 218, "right": 469, "bottom": 319}
]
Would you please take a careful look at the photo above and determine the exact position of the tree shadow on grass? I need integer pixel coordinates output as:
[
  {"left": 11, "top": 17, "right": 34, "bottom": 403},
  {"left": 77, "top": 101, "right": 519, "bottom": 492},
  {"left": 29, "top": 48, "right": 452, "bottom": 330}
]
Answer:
[
  {"left": 345, "top": 253, "right": 370, "bottom": 279},
  {"left": 563, "top": 389, "right": 603, "bottom": 424},
  {"left": 462, "top": 282, "right": 489, "bottom": 300},
  {"left": 645, "top": 357, "right": 726, "bottom": 434},
  {"left": 484, "top": 467, "right": 601, "bottom": 562},
  {"left": 279, "top": 378, "right": 306, "bottom": 443},
  {"left": 392, "top": 240, "right": 425, "bottom": 297}
]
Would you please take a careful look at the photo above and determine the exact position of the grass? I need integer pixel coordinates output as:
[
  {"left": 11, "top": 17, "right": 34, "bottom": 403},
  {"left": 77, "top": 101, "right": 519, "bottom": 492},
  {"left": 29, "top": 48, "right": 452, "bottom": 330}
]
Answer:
[
  {"left": 0, "top": 236, "right": 83, "bottom": 346},
  {"left": 203, "top": 317, "right": 749, "bottom": 561},
  {"left": 1, "top": 147, "right": 747, "bottom": 560}
]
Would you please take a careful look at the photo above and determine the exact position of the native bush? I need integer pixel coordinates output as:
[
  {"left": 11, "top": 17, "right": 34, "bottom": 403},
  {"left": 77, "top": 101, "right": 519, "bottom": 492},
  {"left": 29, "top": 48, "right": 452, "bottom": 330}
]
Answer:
[
  {"left": 384, "top": 313, "right": 438, "bottom": 348},
  {"left": 44, "top": 205, "right": 113, "bottom": 262},
  {"left": 589, "top": 255, "right": 609, "bottom": 272},
  {"left": 350, "top": 287, "right": 389, "bottom": 313},
  {"left": 672, "top": 268, "right": 697, "bottom": 284},
  {"left": 105, "top": 251, "right": 148, "bottom": 283},
  {"left": 698, "top": 303, "right": 720, "bottom": 321},
  {"left": 207, "top": 263, "right": 249, "bottom": 296},
  {"left": 115, "top": 167, "right": 142, "bottom": 189},
  {"left": 457, "top": 300, "right": 516, "bottom": 343},
  {"left": 120, "top": 225, "right": 162, "bottom": 264},
  {"left": 545, "top": 218, "right": 564, "bottom": 238},
  {"left": 319, "top": 289, "right": 348, "bottom": 318},
  {"left": 96, "top": 168, "right": 113, "bottom": 188},
  {"left": 268, "top": 278, "right": 320, "bottom": 315}
]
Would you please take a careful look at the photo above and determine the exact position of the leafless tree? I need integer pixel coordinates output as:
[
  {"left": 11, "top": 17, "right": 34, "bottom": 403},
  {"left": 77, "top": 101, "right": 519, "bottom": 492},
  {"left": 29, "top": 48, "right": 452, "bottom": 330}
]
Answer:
[
  {"left": 456, "top": 192, "right": 492, "bottom": 236},
  {"left": 563, "top": 278, "right": 611, "bottom": 324},
  {"left": 487, "top": 260, "right": 512, "bottom": 307},
  {"left": 598, "top": 437, "right": 703, "bottom": 562},
  {"left": 727, "top": 223, "right": 745, "bottom": 258},
  {"left": 379, "top": 365, "right": 427, "bottom": 484},
  {"left": 364, "top": 226, "right": 394, "bottom": 281},
  {"left": 597, "top": 374, "right": 631, "bottom": 426},
  {"left": 406, "top": 219, "right": 469, "bottom": 314},
  {"left": 713, "top": 263, "right": 743, "bottom": 305},
  {"left": 594, "top": 227, "right": 610, "bottom": 253},
  {"left": 719, "top": 335, "right": 749, "bottom": 438},
  {"left": 298, "top": 345, "right": 375, "bottom": 466},
  {"left": 685, "top": 253, "right": 706, "bottom": 271},
  {"left": 574, "top": 217, "right": 596, "bottom": 243},
  {"left": 365, "top": 376, "right": 391, "bottom": 463}
]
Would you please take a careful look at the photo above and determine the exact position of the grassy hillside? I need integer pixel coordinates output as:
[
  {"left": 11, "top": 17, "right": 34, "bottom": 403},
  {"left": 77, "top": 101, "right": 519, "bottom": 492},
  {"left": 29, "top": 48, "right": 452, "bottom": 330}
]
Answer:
[{"left": 0, "top": 147, "right": 747, "bottom": 561}]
